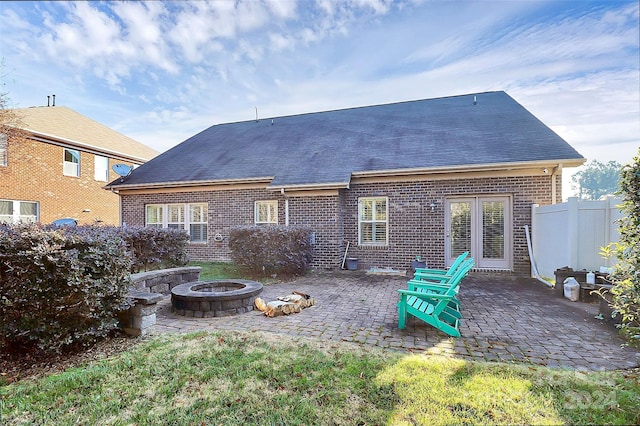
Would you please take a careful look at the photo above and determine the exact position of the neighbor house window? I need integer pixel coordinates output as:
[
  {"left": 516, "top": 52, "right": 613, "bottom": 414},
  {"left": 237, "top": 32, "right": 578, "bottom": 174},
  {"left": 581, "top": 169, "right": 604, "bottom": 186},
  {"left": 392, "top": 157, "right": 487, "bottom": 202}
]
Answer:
[
  {"left": 0, "top": 199, "right": 39, "bottom": 224},
  {"left": 358, "top": 197, "right": 388, "bottom": 245},
  {"left": 94, "top": 155, "right": 109, "bottom": 181},
  {"left": 145, "top": 203, "right": 208, "bottom": 242},
  {"left": 0, "top": 134, "right": 7, "bottom": 166},
  {"left": 63, "top": 148, "right": 80, "bottom": 177},
  {"left": 255, "top": 200, "right": 278, "bottom": 224}
]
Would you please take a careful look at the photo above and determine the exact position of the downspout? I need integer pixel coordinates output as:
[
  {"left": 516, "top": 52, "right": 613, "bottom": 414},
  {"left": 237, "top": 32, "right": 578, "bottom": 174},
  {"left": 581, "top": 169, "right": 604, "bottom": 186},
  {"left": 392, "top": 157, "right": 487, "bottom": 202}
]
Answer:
[
  {"left": 523, "top": 224, "right": 553, "bottom": 287},
  {"left": 551, "top": 163, "right": 562, "bottom": 204},
  {"left": 281, "top": 188, "right": 289, "bottom": 226},
  {"left": 285, "top": 199, "right": 289, "bottom": 226}
]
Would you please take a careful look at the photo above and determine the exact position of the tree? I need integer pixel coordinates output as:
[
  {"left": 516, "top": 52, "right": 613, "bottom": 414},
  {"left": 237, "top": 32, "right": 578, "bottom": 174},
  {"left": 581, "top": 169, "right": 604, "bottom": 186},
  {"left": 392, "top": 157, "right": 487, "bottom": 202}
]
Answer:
[
  {"left": 608, "top": 148, "right": 640, "bottom": 347},
  {"left": 1, "top": 60, "right": 28, "bottom": 163},
  {"left": 571, "top": 160, "right": 622, "bottom": 200}
]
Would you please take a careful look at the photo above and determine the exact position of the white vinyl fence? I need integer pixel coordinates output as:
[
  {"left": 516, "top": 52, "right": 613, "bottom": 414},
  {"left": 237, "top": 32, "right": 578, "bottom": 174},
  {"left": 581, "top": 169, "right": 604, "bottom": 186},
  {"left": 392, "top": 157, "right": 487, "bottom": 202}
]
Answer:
[{"left": 531, "top": 197, "right": 623, "bottom": 279}]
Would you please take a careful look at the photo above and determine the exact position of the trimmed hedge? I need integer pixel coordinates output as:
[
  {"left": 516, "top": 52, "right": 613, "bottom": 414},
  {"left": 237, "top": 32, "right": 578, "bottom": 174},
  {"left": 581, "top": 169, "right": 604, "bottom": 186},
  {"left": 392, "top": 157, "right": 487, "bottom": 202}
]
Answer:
[
  {"left": 119, "top": 226, "right": 190, "bottom": 272},
  {"left": 0, "top": 223, "right": 190, "bottom": 352},
  {"left": 229, "top": 225, "right": 314, "bottom": 276},
  {"left": 0, "top": 224, "right": 133, "bottom": 352}
]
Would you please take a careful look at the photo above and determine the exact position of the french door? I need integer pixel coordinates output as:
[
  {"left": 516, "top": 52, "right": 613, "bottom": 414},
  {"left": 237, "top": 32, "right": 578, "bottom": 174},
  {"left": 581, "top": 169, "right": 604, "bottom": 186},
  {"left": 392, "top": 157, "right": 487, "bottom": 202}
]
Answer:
[{"left": 445, "top": 196, "right": 512, "bottom": 270}]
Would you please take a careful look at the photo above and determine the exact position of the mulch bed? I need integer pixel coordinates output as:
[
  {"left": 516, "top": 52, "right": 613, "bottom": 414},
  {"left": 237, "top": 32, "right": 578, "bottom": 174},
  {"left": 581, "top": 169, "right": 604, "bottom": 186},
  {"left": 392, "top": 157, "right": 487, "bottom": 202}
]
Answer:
[{"left": 1, "top": 333, "right": 142, "bottom": 385}]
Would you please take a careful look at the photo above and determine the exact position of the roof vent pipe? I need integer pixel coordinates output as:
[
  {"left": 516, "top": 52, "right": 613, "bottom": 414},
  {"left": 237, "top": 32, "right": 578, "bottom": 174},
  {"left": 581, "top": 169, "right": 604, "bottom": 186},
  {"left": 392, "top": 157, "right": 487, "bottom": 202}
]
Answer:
[
  {"left": 47, "top": 96, "right": 50, "bottom": 107},
  {"left": 473, "top": 95, "right": 477, "bottom": 105},
  {"left": 52, "top": 94, "right": 56, "bottom": 107},
  {"left": 255, "top": 107, "right": 258, "bottom": 122}
]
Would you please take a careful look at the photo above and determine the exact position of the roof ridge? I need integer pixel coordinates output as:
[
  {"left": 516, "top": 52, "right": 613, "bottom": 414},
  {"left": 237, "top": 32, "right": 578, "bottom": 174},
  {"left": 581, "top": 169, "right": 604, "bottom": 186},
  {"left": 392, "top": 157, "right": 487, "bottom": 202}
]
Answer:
[{"left": 215, "top": 90, "right": 506, "bottom": 127}]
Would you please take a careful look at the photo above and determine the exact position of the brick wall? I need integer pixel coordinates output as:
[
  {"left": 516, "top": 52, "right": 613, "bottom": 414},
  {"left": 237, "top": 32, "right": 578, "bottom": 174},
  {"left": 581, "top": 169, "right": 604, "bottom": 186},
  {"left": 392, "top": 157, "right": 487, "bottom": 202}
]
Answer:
[
  {"left": 120, "top": 173, "right": 557, "bottom": 274},
  {"left": 0, "top": 136, "right": 137, "bottom": 225},
  {"left": 342, "top": 175, "right": 555, "bottom": 274}
]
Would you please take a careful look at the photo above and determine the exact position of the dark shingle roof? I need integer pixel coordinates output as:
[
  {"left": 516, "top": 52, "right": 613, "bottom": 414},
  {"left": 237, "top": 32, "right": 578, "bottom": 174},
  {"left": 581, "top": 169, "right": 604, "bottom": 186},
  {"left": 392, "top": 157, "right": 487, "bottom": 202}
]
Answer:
[{"left": 110, "top": 91, "right": 584, "bottom": 189}]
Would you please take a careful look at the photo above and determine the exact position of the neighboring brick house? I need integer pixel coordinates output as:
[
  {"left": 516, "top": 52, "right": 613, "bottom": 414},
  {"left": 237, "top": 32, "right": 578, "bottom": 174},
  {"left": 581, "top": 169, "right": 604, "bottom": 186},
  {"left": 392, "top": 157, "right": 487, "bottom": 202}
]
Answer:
[
  {"left": 1, "top": 105, "right": 157, "bottom": 225},
  {"left": 107, "top": 91, "right": 585, "bottom": 274}
]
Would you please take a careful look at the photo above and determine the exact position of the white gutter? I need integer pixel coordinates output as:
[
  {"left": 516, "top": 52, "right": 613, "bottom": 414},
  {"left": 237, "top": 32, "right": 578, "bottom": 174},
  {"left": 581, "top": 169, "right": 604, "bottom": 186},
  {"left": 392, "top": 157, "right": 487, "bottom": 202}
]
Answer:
[
  {"left": 267, "top": 181, "right": 350, "bottom": 192},
  {"left": 351, "top": 159, "right": 584, "bottom": 178},
  {"left": 108, "top": 176, "right": 274, "bottom": 191},
  {"left": 523, "top": 224, "right": 553, "bottom": 287}
]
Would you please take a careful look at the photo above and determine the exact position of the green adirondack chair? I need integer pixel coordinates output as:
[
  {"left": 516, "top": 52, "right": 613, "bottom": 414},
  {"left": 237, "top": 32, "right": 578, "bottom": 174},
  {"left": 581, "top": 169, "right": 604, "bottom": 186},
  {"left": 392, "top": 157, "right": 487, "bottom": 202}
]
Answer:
[
  {"left": 413, "top": 251, "right": 469, "bottom": 282},
  {"left": 398, "top": 257, "right": 474, "bottom": 336},
  {"left": 397, "top": 284, "right": 462, "bottom": 336},
  {"left": 408, "top": 257, "right": 474, "bottom": 295},
  {"left": 405, "top": 258, "right": 474, "bottom": 321}
]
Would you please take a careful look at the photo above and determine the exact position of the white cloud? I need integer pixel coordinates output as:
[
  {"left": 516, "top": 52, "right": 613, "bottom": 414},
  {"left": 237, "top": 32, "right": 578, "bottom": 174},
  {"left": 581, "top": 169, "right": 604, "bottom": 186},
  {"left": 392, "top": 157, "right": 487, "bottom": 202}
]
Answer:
[
  {"left": 1, "top": 0, "right": 637, "bottom": 189},
  {"left": 269, "top": 32, "right": 295, "bottom": 51},
  {"left": 265, "top": 0, "right": 298, "bottom": 19},
  {"left": 235, "top": 0, "right": 270, "bottom": 31},
  {"left": 352, "top": 0, "right": 393, "bottom": 15}
]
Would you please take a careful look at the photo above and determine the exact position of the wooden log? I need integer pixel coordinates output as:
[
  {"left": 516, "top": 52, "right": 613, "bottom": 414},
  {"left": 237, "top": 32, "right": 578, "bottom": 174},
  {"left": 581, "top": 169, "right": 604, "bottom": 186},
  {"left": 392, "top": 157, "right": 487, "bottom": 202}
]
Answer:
[
  {"left": 264, "top": 300, "right": 295, "bottom": 317},
  {"left": 255, "top": 298, "right": 267, "bottom": 312},
  {"left": 258, "top": 294, "right": 317, "bottom": 317}
]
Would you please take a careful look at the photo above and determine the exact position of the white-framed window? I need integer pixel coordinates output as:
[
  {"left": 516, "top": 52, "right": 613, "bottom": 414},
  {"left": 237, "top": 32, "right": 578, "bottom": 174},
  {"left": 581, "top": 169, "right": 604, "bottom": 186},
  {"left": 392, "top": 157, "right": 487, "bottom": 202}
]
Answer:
[
  {"left": 145, "top": 203, "right": 208, "bottom": 242},
  {"left": 63, "top": 148, "right": 80, "bottom": 177},
  {"left": 0, "top": 133, "right": 7, "bottom": 166},
  {"left": 0, "top": 199, "right": 39, "bottom": 224},
  {"left": 189, "top": 204, "right": 207, "bottom": 242},
  {"left": 146, "top": 205, "right": 163, "bottom": 228},
  {"left": 358, "top": 197, "right": 388, "bottom": 246},
  {"left": 167, "top": 204, "right": 184, "bottom": 230},
  {"left": 255, "top": 200, "right": 278, "bottom": 225},
  {"left": 94, "top": 155, "right": 109, "bottom": 181}
]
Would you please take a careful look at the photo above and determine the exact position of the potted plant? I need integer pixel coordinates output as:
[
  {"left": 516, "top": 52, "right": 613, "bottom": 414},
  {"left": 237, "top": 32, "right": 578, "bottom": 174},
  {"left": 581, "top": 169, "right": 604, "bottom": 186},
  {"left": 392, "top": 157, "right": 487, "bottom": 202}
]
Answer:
[{"left": 411, "top": 255, "right": 427, "bottom": 272}]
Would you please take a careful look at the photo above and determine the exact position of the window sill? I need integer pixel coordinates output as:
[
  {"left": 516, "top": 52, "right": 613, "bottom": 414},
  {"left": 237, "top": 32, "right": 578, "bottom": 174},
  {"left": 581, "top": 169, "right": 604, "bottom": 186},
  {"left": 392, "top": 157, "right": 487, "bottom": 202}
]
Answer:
[{"left": 358, "top": 244, "right": 389, "bottom": 249}]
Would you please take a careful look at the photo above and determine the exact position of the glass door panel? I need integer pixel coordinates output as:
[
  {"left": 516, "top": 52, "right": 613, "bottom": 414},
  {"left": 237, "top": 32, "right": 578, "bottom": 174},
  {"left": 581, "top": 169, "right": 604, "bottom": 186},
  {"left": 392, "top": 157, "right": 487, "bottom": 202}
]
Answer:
[
  {"left": 482, "top": 201, "right": 505, "bottom": 259},
  {"left": 445, "top": 197, "right": 511, "bottom": 270},
  {"left": 450, "top": 201, "right": 472, "bottom": 257}
]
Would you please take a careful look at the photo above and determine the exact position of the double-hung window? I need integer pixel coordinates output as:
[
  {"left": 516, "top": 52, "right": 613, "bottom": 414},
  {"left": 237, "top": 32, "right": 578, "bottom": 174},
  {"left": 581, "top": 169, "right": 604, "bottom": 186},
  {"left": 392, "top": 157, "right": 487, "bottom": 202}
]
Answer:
[
  {"left": 0, "top": 199, "right": 39, "bottom": 223},
  {"left": 63, "top": 148, "right": 80, "bottom": 177},
  {"left": 167, "top": 205, "right": 184, "bottom": 230},
  {"left": 145, "top": 203, "right": 208, "bottom": 242},
  {"left": 189, "top": 204, "right": 207, "bottom": 242},
  {"left": 255, "top": 200, "right": 278, "bottom": 225},
  {"left": 94, "top": 155, "right": 109, "bottom": 181},
  {"left": 358, "top": 197, "right": 388, "bottom": 245},
  {"left": 146, "top": 205, "right": 163, "bottom": 228}
]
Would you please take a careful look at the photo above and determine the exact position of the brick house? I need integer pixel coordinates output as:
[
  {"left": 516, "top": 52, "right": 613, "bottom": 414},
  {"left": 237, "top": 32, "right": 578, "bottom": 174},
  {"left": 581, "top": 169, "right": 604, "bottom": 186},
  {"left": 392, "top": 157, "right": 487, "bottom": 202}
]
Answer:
[
  {"left": 1, "top": 105, "right": 157, "bottom": 225},
  {"left": 107, "top": 91, "right": 585, "bottom": 274}
]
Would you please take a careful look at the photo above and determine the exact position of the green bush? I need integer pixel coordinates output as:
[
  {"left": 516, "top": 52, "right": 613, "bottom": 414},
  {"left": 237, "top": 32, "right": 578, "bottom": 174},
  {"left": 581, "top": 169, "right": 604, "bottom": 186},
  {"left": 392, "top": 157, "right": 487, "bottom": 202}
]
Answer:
[
  {"left": 0, "top": 223, "right": 133, "bottom": 353},
  {"left": 119, "top": 226, "right": 189, "bottom": 272},
  {"left": 609, "top": 149, "right": 640, "bottom": 346},
  {"left": 228, "top": 225, "right": 313, "bottom": 276}
]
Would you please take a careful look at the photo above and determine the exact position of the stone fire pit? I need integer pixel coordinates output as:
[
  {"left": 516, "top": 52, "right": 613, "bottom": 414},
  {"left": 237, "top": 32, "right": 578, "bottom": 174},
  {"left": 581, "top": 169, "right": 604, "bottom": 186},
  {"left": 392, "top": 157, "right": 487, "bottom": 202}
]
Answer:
[{"left": 171, "top": 279, "right": 263, "bottom": 317}]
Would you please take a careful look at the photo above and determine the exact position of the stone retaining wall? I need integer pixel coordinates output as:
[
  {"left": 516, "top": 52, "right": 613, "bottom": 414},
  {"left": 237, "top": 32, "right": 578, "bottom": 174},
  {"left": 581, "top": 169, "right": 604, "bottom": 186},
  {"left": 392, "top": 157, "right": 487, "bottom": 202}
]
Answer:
[
  {"left": 119, "top": 266, "right": 202, "bottom": 336},
  {"left": 130, "top": 266, "right": 202, "bottom": 295}
]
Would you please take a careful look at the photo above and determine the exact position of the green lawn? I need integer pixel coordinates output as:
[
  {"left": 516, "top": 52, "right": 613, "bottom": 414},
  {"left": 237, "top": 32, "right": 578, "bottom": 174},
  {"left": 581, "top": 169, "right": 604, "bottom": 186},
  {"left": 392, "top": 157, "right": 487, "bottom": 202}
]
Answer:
[
  {"left": 188, "top": 261, "right": 248, "bottom": 280},
  {"left": 188, "top": 261, "right": 287, "bottom": 284},
  {"left": 2, "top": 331, "right": 639, "bottom": 425}
]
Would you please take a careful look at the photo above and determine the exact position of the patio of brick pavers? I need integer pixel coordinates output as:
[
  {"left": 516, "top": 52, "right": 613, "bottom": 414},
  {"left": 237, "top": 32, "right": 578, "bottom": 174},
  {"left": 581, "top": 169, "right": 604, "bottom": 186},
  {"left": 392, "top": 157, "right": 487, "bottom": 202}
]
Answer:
[{"left": 152, "top": 270, "right": 639, "bottom": 371}]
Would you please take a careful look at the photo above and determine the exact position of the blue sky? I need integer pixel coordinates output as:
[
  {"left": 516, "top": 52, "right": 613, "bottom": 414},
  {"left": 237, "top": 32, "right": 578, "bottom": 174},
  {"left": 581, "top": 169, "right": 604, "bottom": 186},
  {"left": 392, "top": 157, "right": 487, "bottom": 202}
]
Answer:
[{"left": 1, "top": 0, "right": 638, "bottom": 196}]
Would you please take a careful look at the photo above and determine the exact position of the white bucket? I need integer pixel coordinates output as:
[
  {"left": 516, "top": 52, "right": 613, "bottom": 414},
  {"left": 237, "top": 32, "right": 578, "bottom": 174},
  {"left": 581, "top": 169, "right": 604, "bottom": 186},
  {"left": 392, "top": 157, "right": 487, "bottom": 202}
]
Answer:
[{"left": 563, "top": 277, "right": 580, "bottom": 302}]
